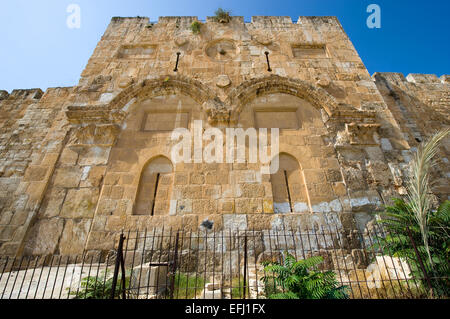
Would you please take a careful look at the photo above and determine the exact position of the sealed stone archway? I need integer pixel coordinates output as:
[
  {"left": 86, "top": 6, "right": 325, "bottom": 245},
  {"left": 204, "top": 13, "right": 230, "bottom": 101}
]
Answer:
[
  {"left": 134, "top": 156, "right": 174, "bottom": 216},
  {"left": 270, "top": 153, "right": 309, "bottom": 214}
]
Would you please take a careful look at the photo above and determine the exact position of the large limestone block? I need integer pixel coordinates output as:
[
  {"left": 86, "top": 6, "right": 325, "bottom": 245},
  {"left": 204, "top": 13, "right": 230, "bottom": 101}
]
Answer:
[
  {"left": 223, "top": 214, "right": 247, "bottom": 231},
  {"left": 235, "top": 198, "right": 263, "bottom": 214},
  {"left": 129, "top": 265, "right": 169, "bottom": 297},
  {"left": 24, "top": 219, "right": 65, "bottom": 255},
  {"left": 53, "top": 167, "right": 83, "bottom": 188},
  {"left": 78, "top": 146, "right": 111, "bottom": 166},
  {"left": 23, "top": 166, "right": 48, "bottom": 182},
  {"left": 59, "top": 219, "right": 92, "bottom": 256},
  {"left": 60, "top": 188, "right": 100, "bottom": 218},
  {"left": 198, "top": 289, "right": 222, "bottom": 299}
]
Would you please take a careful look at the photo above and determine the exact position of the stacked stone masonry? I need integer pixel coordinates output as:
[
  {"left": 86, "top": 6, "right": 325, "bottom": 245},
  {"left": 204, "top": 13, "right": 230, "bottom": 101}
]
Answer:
[{"left": 0, "top": 16, "right": 448, "bottom": 258}]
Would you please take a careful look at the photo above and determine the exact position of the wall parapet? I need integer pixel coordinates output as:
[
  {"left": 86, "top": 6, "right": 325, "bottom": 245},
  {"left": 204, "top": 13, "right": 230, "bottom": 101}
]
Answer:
[
  {"left": 105, "top": 15, "right": 342, "bottom": 29},
  {"left": 111, "top": 16, "right": 149, "bottom": 23},
  {"left": 0, "top": 90, "right": 9, "bottom": 100},
  {"left": 7, "top": 89, "right": 43, "bottom": 101},
  {"left": 374, "top": 72, "right": 450, "bottom": 85},
  {"left": 407, "top": 73, "right": 442, "bottom": 84}
]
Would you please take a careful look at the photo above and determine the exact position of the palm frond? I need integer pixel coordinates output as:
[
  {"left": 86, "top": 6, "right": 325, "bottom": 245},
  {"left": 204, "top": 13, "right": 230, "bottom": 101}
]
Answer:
[{"left": 407, "top": 129, "right": 449, "bottom": 266}]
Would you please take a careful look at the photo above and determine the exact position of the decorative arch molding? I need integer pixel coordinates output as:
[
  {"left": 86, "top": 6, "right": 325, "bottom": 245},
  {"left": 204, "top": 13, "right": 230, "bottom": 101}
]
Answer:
[
  {"left": 109, "top": 75, "right": 215, "bottom": 111},
  {"left": 226, "top": 75, "right": 340, "bottom": 123},
  {"left": 66, "top": 75, "right": 216, "bottom": 125},
  {"left": 67, "top": 75, "right": 344, "bottom": 128}
]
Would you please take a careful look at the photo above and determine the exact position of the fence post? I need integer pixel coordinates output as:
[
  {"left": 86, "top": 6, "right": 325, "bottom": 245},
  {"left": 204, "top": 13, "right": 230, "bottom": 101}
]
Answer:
[
  {"left": 111, "top": 233, "right": 126, "bottom": 299},
  {"left": 243, "top": 234, "right": 247, "bottom": 300},
  {"left": 169, "top": 232, "right": 180, "bottom": 299},
  {"left": 406, "top": 227, "right": 433, "bottom": 295},
  {"left": 120, "top": 245, "right": 126, "bottom": 300}
]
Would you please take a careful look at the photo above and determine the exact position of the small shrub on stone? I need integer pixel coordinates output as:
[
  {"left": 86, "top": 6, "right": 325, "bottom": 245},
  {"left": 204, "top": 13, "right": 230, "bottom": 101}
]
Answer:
[
  {"left": 70, "top": 272, "right": 129, "bottom": 299},
  {"left": 213, "top": 8, "right": 231, "bottom": 23},
  {"left": 190, "top": 21, "right": 203, "bottom": 34}
]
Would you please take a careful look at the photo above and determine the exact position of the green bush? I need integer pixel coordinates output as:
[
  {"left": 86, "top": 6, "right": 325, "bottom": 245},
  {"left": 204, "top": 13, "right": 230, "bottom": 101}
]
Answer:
[
  {"left": 230, "top": 277, "right": 250, "bottom": 299},
  {"left": 70, "top": 272, "right": 129, "bottom": 299},
  {"left": 190, "top": 21, "right": 203, "bottom": 34},
  {"left": 375, "top": 199, "right": 450, "bottom": 297},
  {"left": 262, "top": 253, "right": 349, "bottom": 299},
  {"left": 173, "top": 273, "right": 206, "bottom": 299},
  {"left": 213, "top": 8, "right": 231, "bottom": 23}
]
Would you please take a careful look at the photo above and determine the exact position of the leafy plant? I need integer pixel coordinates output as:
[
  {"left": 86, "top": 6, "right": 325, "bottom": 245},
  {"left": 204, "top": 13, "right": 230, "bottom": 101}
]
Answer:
[
  {"left": 375, "top": 129, "right": 450, "bottom": 297},
  {"left": 70, "top": 272, "right": 129, "bottom": 299},
  {"left": 230, "top": 277, "right": 250, "bottom": 299},
  {"left": 262, "top": 254, "right": 349, "bottom": 299},
  {"left": 190, "top": 21, "right": 203, "bottom": 34},
  {"left": 173, "top": 273, "right": 206, "bottom": 299},
  {"left": 376, "top": 199, "right": 450, "bottom": 297},
  {"left": 213, "top": 8, "right": 231, "bottom": 23},
  {"left": 406, "top": 129, "right": 449, "bottom": 265}
]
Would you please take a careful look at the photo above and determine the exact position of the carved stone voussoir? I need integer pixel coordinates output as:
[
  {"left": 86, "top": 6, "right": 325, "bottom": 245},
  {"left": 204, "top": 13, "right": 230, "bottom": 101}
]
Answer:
[{"left": 202, "top": 98, "right": 231, "bottom": 125}]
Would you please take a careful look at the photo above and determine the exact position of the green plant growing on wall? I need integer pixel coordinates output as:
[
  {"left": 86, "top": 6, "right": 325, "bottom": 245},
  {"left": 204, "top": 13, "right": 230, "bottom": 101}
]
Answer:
[
  {"left": 190, "top": 21, "right": 203, "bottom": 34},
  {"left": 262, "top": 253, "right": 349, "bottom": 299},
  {"left": 213, "top": 8, "right": 231, "bottom": 23},
  {"left": 376, "top": 129, "right": 450, "bottom": 297}
]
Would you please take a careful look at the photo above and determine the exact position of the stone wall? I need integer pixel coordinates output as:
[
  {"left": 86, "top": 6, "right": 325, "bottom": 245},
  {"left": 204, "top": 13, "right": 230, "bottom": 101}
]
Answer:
[
  {"left": 374, "top": 72, "right": 450, "bottom": 201},
  {"left": 0, "top": 88, "right": 72, "bottom": 255},
  {"left": 0, "top": 15, "right": 448, "bottom": 258}
]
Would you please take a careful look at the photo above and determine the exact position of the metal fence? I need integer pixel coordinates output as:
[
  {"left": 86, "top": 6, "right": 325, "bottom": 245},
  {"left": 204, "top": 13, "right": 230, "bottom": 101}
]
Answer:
[{"left": 0, "top": 223, "right": 448, "bottom": 300}]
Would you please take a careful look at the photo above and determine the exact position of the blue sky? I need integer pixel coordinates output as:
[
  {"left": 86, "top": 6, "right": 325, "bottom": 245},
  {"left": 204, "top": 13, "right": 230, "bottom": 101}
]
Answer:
[{"left": 0, "top": 0, "right": 449, "bottom": 92}]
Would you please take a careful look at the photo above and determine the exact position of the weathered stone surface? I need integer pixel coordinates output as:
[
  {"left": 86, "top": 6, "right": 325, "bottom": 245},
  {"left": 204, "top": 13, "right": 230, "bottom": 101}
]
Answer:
[
  {"left": 223, "top": 214, "right": 247, "bottom": 231},
  {"left": 60, "top": 188, "right": 100, "bottom": 218},
  {"left": 59, "top": 219, "right": 92, "bottom": 256},
  {"left": 118, "top": 76, "right": 134, "bottom": 88},
  {"left": 216, "top": 75, "right": 231, "bottom": 88},
  {"left": 23, "top": 219, "right": 65, "bottom": 256},
  {"left": 53, "top": 167, "right": 82, "bottom": 188},
  {"left": 129, "top": 265, "right": 169, "bottom": 297},
  {"left": 202, "top": 98, "right": 231, "bottom": 125}
]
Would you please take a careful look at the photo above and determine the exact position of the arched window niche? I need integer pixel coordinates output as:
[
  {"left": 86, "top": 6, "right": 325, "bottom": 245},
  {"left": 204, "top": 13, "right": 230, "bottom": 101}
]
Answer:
[
  {"left": 134, "top": 156, "right": 174, "bottom": 216},
  {"left": 270, "top": 153, "right": 310, "bottom": 214}
]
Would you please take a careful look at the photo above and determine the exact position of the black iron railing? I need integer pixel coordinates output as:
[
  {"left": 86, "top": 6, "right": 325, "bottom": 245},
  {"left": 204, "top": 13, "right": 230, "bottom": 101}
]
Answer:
[{"left": 0, "top": 223, "right": 447, "bottom": 299}]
